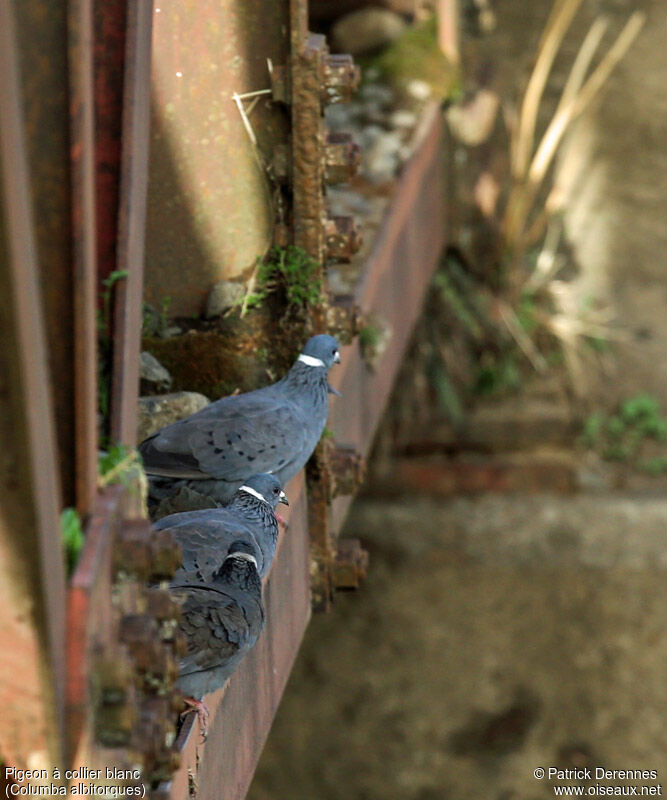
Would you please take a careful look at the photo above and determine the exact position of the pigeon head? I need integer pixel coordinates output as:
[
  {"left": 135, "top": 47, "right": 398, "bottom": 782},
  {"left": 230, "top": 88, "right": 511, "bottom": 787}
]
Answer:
[
  {"left": 238, "top": 473, "right": 289, "bottom": 509},
  {"left": 298, "top": 335, "right": 341, "bottom": 370}
]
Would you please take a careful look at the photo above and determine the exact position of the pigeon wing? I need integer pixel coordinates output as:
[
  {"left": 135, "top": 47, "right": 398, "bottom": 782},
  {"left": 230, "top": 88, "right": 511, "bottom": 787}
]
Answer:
[
  {"left": 177, "top": 588, "right": 252, "bottom": 676},
  {"left": 185, "top": 395, "right": 309, "bottom": 480}
]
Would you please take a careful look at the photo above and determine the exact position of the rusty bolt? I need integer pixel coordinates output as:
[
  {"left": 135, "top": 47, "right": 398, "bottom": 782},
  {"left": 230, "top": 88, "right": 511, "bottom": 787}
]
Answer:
[
  {"left": 324, "top": 215, "right": 362, "bottom": 261},
  {"left": 324, "top": 132, "right": 360, "bottom": 185},
  {"left": 119, "top": 613, "right": 174, "bottom": 682},
  {"left": 114, "top": 520, "right": 181, "bottom": 581},
  {"left": 94, "top": 699, "right": 136, "bottom": 747},
  {"left": 332, "top": 538, "right": 369, "bottom": 590},
  {"left": 94, "top": 653, "right": 135, "bottom": 705},
  {"left": 330, "top": 446, "right": 366, "bottom": 499},
  {"left": 322, "top": 54, "right": 361, "bottom": 104},
  {"left": 150, "top": 529, "right": 183, "bottom": 580},
  {"left": 145, "top": 587, "right": 182, "bottom": 625},
  {"left": 114, "top": 519, "right": 153, "bottom": 578},
  {"left": 325, "top": 295, "right": 365, "bottom": 345}
]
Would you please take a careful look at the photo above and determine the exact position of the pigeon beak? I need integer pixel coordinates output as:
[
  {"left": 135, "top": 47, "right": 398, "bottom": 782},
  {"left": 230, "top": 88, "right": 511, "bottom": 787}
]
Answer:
[
  {"left": 333, "top": 350, "right": 341, "bottom": 364},
  {"left": 279, "top": 491, "right": 289, "bottom": 506},
  {"left": 327, "top": 383, "right": 342, "bottom": 397}
]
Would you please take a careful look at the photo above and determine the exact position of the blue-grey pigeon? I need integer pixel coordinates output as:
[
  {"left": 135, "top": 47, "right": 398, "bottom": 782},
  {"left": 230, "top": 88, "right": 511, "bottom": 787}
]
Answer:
[
  {"left": 154, "top": 473, "right": 288, "bottom": 581},
  {"left": 171, "top": 538, "right": 265, "bottom": 737},
  {"left": 140, "top": 334, "right": 341, "bottom": 512}
]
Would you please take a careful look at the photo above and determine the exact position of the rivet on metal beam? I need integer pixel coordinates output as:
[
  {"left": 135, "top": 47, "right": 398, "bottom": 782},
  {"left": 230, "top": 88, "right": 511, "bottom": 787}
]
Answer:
[
  {"left": 330, "top": 445, "right": 366, "bottom": 498},
  {"left": 324, "top": 132, "right": 360, "bottom": 185},
  {"left": 332, "top": 538, "right": 369, "bottom": 590},
  {"left": 324, "top": 215, "right": 363, "bottom": 261},
  {"left": 322, "top": 54, "right": 361, "bottom": 105},
  {"left": 325, "top": 295, "right": 365, "bottom": 345}
]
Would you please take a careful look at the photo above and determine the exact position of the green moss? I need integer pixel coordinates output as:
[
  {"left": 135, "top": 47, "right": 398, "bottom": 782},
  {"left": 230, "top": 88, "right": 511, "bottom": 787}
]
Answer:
[
  {"left": 241, "top": 246, "right": 322, "bottom": 313},
  {"left": 359, "top": 324, "right": 382, "bottom": 349},
  {"left": 581, "top": 393, "right": 667, "bottom": 469},
  {"left": 473, "top": 352, "right": 522, "bottom": 398},
  {"left": 61, "top": 507, "right": 84, "bottom": 577},
  {"left": 361, "top": 16, "right": 458, "bottom": 100}
]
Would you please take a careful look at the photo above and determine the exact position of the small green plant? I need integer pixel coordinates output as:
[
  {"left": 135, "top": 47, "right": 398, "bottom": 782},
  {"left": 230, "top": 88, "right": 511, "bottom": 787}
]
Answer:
[
  {"left": 433, "top": 270, "right": 483, "bottom": 339},
  {"left": 358, "top": 324, "right": 381, "bottom": 350},
  {"left": 473, "top": 352, "right": 522, "bottom": 397},
  {"left": 639, "top": 456, "right": 667, "bottom": 476},
  {"left": 98, "top": 270, "right": 129, "bottom": 439},
  {"left": 99, "top": 444, "right": 144, "bottom": 489},
  {"left": 240, "top": 246, "right": 322, "bottom": 314},
  {"left": 517, "top": 291, "right": 538, "bottom": 335},
  {"left": 581, "top": 393, "right": 667, "bottom": 466},
  {"left": 61, "top": 507, "right": 84, "bottom": 577}
]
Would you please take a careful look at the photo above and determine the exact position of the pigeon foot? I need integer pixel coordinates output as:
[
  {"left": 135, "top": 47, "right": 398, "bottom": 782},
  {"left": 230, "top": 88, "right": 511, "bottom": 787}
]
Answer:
[
  {"left": 181, "top": 697, "right": 210, "bottom": 741},
  {"left": 276, "top": 512, "right": 289, "bottom": 530}
]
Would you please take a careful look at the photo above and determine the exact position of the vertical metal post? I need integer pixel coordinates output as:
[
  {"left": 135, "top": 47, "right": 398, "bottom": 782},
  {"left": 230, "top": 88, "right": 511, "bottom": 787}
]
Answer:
[
  {"left": 69, "top": 0, "right": 101, "bottom": 514},
  {"left": 0, "top": 0, "right": 66, "bottom": 769},
  {"left": 110, "top": 0, "right": 154, "bottom": 447}
]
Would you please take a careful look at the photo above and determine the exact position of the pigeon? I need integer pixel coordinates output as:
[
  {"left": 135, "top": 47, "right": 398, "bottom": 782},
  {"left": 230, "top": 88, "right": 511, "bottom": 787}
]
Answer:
[
  {"left": 140, "top": 334, "right": 341, "bottom": 511},
  {"left": 153, "top": 473, "right": 288, "bottom": 581},
  {"left": 171, "top": 539, "right": 265, "bottom": 736}
]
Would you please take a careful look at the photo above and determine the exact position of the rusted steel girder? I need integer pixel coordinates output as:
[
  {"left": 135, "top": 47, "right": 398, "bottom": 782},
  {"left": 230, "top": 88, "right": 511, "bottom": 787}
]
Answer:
[
  {"left": 69, "top": 0, "right": 100, "bottom": 514},
  {"left": 68, "top": 487, "right": 184, "bottom": 785},
  {"left": 108, "top": 0, "right": 154, "bottom": 447},
  {"left": 166, "top": 104, "right": 448, "bottom": 797},
  {"left": 0, "top": 0, "right": 67, "bottom": 770},
  {"left": 165, "top": 475, "right": 312, "bottom": 800},
  {"left": 329, "top": 105, "right": 448, "bottom": 532}
]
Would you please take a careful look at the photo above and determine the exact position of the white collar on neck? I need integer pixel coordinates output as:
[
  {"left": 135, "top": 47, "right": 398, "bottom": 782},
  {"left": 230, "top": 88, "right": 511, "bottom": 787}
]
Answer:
[
  {"left": 298, "top": 353, "right": 325, "bottom": 368},
  {"left": 238, "top": 485, "right": 267, "bottom": 503},
  {"left": 225, "top": 551, "right": 258, "bottom": 568}
]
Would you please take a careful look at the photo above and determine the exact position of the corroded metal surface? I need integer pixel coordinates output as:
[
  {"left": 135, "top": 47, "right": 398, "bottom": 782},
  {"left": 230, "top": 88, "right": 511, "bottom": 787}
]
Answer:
[
  {"left": 166, "top": 104, "right": 448, "bottom": 798},
  {"left": 145, "top": 0, "right": 290, "bottom": 316},
  {"left": 110, "top": 0, "right": 154, "bottom": 446},
  {"left": 12, "top": 0, "right": 77, "bottom": 508},
  {"left": 166, "top": 475, "right": 311, "bottom": 800},
  {"left": 291, "top": 33, "right": 329, "bottom": 260},
  {"left": 328, "top": 105, "right": 447, "bottom": 532},
  {"left": 69, "top": 0, "right": 100, "bottom": 513},
  {"left": 68, "top": 487, "right": 183, "bottom": 784},
  {"left": 0, "top": 1, "right": 67, "bottom": 770}
]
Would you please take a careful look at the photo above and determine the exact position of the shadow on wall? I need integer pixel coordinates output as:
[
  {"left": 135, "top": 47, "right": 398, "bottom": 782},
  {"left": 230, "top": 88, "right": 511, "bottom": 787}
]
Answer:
[{"left": 144, "top": 0, "right": 290, "bottom": 317}]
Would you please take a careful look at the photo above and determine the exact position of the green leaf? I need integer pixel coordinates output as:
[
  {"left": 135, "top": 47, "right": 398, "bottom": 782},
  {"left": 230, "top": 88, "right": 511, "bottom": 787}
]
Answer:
[{"left": 61, "top": 508, "right": 84, "bottom": 577}]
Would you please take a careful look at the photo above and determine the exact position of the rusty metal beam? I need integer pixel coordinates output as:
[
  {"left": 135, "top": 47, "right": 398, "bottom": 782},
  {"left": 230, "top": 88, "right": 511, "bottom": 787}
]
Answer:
[
  {"left": 69, "top": 0, "right": 100, "bottom": 514},
  {"left": 166, "top": 103, "right": 448, "bottom": 799},
  {"left": 0, "top": 0, "right": 67, "bottom": 769},
  {"left": 328, "top": 105, "right": 447, "bottom": 532},
  {"left": 12, "top": 0, "right": 77, "bottom": 508},
  {"left": 110, "top": 0, "right": 154, "bottom": 446},
  {"left": 166, "top": 475, "right": 311, "bottom": 800}
]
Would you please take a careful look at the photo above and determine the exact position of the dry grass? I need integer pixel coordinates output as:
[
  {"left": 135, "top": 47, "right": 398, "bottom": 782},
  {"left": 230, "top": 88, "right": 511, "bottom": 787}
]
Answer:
[{"left": 503, "top": 5, "right": 645, "bottom": 269}]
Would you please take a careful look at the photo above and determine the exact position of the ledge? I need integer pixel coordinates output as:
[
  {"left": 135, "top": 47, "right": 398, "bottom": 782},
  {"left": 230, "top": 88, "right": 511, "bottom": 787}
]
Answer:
[{"left": 164, "top": 102, "right": 447, "bottom": 800}]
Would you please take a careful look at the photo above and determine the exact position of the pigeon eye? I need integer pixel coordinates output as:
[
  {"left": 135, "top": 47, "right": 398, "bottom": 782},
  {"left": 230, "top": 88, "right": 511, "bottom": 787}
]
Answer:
[{"left": 331, "top": 348, "right": 336, "bottom": 355}]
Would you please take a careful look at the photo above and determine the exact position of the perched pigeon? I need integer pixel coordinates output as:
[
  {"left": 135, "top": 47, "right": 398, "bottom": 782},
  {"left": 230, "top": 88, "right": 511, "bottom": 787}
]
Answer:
[
  {"left": 140, "top": 334, "right": 341, "bottom": 510},
  {"left": 153, "top": 473, "right": 288, "bottom": 581},
  {"left": 172, "top": 539, "right": 265, "bottom": 735}
]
